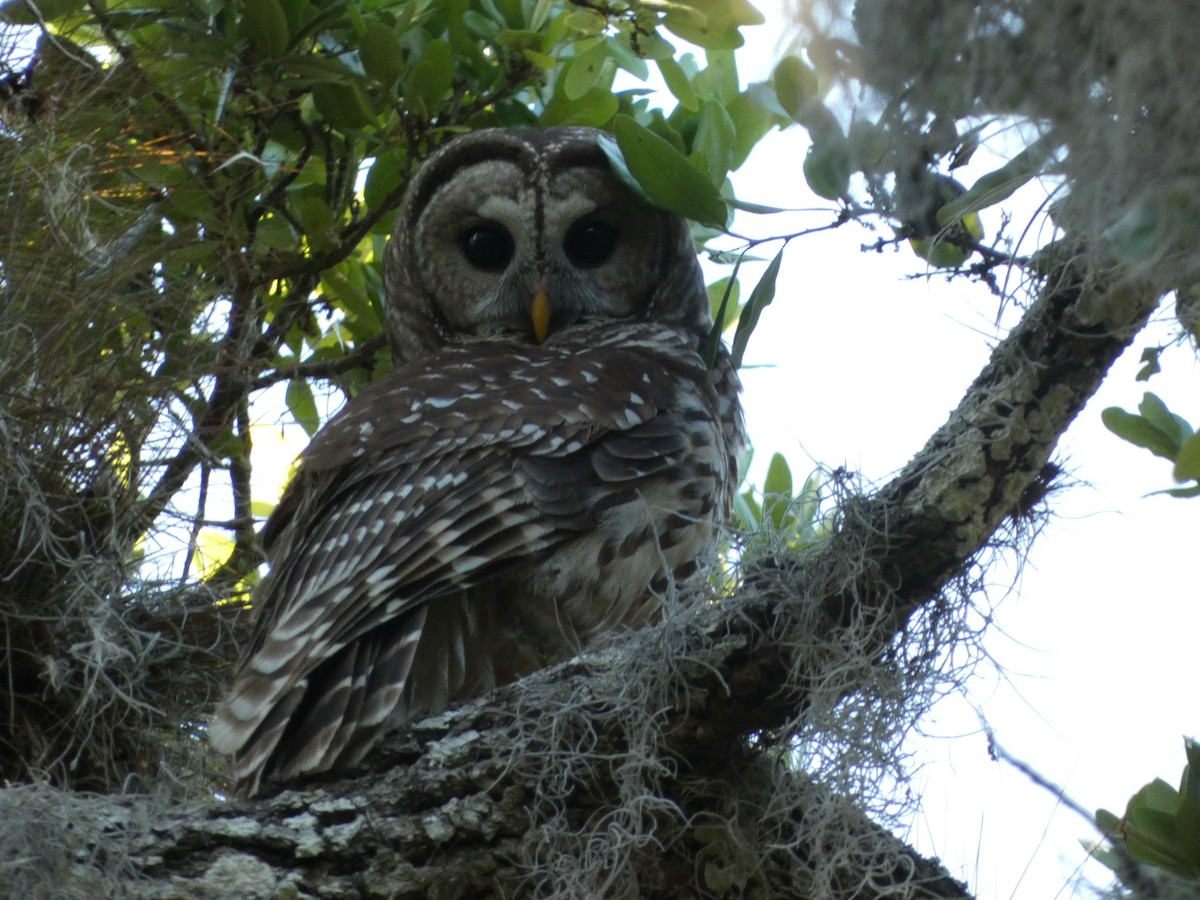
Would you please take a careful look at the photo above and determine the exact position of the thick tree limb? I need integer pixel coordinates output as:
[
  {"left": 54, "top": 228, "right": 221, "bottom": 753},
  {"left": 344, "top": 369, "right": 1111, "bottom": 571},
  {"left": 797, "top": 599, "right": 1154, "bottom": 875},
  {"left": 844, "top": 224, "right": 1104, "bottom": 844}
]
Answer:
[{"left": 2, "top": 253, "right": 1159, "bottom": 898}]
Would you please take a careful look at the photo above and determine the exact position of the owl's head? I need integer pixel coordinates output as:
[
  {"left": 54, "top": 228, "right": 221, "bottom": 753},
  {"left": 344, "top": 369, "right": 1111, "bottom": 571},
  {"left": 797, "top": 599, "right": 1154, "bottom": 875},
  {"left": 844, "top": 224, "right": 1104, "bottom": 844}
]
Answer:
[{"left": 384, "top": 127, "right": 710, "bottom": 365}]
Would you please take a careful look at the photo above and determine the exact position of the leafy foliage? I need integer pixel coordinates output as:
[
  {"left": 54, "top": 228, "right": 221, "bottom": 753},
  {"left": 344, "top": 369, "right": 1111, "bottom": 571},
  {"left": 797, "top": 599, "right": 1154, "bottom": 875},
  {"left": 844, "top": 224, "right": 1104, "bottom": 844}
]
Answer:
[
  {"left": 731, "top": 452, "right": 828, "bottom": 556},
  {"left": 1102, "top": 393, "right": 1200, "bottom": 497},
  {"left": 1095, "top": 738, "right": 1200, "bottom": 886}
]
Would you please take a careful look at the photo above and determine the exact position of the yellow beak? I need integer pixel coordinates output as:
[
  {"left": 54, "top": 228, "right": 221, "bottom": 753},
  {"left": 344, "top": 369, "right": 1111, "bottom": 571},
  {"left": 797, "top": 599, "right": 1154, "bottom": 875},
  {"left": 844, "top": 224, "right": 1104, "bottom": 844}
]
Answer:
[{"left": 530, "top": 290, "right": 551, "bottom": 343}]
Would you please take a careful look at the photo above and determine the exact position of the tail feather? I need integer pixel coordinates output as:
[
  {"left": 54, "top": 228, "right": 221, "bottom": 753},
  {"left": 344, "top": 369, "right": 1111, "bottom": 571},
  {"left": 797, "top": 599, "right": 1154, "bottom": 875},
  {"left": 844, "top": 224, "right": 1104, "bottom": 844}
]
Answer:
[{"left": 210, "top": 607, "right": 426, "bottom": 795}]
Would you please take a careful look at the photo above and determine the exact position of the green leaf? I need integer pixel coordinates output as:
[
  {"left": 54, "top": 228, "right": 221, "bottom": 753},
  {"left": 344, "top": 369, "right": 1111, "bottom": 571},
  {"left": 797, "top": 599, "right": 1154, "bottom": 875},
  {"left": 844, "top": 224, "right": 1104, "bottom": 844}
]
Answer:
[
  {"left": 359, "top": 20, "right": 406, "bottom": 89},
  {"left": 291, "top": 190, "right": 337, "bottom": 252},
  {"left": 0, "top": 0, "right": 87, "bottom": 24},
  {"left": 322, "top": 264, "right": 379, "bottom": 329},
  {"left": 564, "top": 9, "right": 605, "bottom": 34},
  {"left": 772, "top": 55, "right": 818, "bottom": 121},
  {"left": 591, "top": 35, "right": 646, "bottom": 79},
  {"left": 730, "top": 246, "right": 784, "bottom": 369},
  {"left": 763, "top": 452, "right": 793, "bottom": 530},
  {"left": 1101, "top": 406, "right": 1181, "bottom": 461},
  {"left": 364, "top": 150, "right": 406, "bottom": 214},
  {"left": 707, "top": 276, "right": 740, "bottom": 330},
  {"left": 528, "top": 0, "right": 553, "bottom": 30},
  {"left": 662, "top": 0, "right": 764, "bottom": 50},
  {"left": 657, "top": 56, "right": 699, "bottom": 111},
  {"left": 936, "top": 138, "right": 1052, "bottom": 226},
  {"left": 255, "top": 214, "right": 298, "bottom": 251},
  {"left": 733, "top": 489, "right": 762, "bottom": 531},
  {"left": 1138, "top": 392, "right": 1192, "bottom": 446},
  {"left": 605, "top": 115, "right": 728, "bottom": 227},
  {"left": 1173, "top": 432, "right": 1200, "bottom": 482},
  {"left": 563, "top": 39, "right": 612, "bottom": 99},
  {"left": 311, "top": 80, "right": 378, "bottom": 133},
  {"left": 1184, "top": 737, "right": 1200, "bottom": 798},
  {"left": 243, "top": 0, "right": 291, "bottom": 57},
  {"left": 692, "top": 100, "right": 736, "bottom": 185},
  {"left": 703, "top": 251, "right": 746, "bottom": 368},
  {"left": 523, "top": 48, "right": 558, "bottom": 69},
  {"left": 1163, "top": 485, "right": 1200, "bottom": 498},
  {"left": 726, "top": 88, "right": 783, "bottom": 170},
  {"left": 802, "top": 135, "right": 851, "bottom": 201},
  {"left": 405, "top": 39, "right": 454, "bottom": 113},
  {"left": 543, "top": 86, "right": 619, "bottom": 127},
  {"left": 1136, "top": 345, "right": 1163, "bottom": 381},
  {"left": 692, "top": 48, "right": 740, "bottom": 105},
  {"left": 286, "top": 379, "right": 321, "bottom": 436},
  {"left": 193, "top": 529, "right": 236, "bottom": 580}
]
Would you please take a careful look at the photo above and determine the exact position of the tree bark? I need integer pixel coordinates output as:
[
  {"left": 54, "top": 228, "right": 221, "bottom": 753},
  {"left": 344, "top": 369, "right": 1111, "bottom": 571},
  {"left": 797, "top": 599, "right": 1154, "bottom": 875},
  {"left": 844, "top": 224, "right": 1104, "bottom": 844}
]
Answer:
[{"left": 0, "top": 250, "right": 1159, "bottom": 899}]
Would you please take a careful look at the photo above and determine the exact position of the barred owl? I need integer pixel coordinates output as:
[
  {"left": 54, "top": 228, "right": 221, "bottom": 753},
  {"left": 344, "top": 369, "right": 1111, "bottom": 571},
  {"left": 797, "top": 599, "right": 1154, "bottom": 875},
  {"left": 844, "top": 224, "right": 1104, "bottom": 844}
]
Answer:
[{"left": 210, "top": 127, "right": 745, "bottom": 795}]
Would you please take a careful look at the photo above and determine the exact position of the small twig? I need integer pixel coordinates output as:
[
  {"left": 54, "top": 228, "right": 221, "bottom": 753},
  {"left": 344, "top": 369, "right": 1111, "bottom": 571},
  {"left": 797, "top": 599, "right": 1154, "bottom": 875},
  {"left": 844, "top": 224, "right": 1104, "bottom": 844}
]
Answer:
[
  {"left": 985, "top": 723, "right": 1161, "bottom": 898},
  {"left": 179, "top": 460, "right": 210, "bottom": 585},
  {"left": 250, "top": 334, "right": 386, "bottom": 392}
]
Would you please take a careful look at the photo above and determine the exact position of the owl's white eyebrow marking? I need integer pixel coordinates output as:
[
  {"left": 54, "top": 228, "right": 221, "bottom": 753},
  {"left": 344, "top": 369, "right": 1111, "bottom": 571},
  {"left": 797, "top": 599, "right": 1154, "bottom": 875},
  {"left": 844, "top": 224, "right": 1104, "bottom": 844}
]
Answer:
[
  {"left": 477, "top": 196, "right": 524, "bottom": 223},
  {"left": 550, "top": 195, "right": 599, "bottom": 221}
]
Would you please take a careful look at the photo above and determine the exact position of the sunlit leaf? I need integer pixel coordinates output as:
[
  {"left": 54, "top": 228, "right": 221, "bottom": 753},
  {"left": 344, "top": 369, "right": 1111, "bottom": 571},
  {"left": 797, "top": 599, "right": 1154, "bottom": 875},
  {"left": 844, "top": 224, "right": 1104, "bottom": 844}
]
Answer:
[
  {"left": 564, "top": 40, "right": 609, "bottom": 99},
  {"left": 605, "top": 115, "right": 728, "bottom": 227},
  {"left": 730, "top": 246, "right": 784, "bottom": 368},
  {"left": 359, "top": 20, "right": 406, "bottom": 89},
  {"left": 692, "top": 100, "right": 736, "bottom": 184},
  {"left": 802, "top": 135, "right": 850, "bottom": 201},
  {"left": 733, "top": 489, "right": 762, "bottom": 531},
  {"left": 662, "top": 0, "right": 764, "bottom": 50},
  {"left": 0, "top": 0, "right": 87, "bottom": 25},
  {"left": 364, "top": 150, "right": 407, "bottom": 214},
  {"left": 312, "top": 80, "right": 378, "bottom": 132},
  {"left": 772, "top": 55, "right": 818, "bottom": 121},
  {"left": 193, "top": 529, "right": 235, "bottom": 581},
  {"left": 763, "top": 452, "right": 793, "bottom": 530},
  {"left": 707, "top": 276, "right": 741, "bottom": 330},
  {"left": 657, "top": 56, "right": 698, "bottom": 111},
  {"left": 1138, "top": 392, "right": 1192, "bottom": 446},
  {"left": 286, "top": 379, "right": 321, "bottom": 436},
  {"left": 244, "top": 0, "right": 291, "bottom": 57},
  {"left": 726, "top": 88, "right": 784, "bottom": 170},
  {"left": 405, "top": 39, "right": 454, "bottom": 113},
  {"left": 543, "top": 86, "right": 618, "bottom": 127},
  {"left": 1101, "top": 406, "right": 1180, "bottom": 461}
]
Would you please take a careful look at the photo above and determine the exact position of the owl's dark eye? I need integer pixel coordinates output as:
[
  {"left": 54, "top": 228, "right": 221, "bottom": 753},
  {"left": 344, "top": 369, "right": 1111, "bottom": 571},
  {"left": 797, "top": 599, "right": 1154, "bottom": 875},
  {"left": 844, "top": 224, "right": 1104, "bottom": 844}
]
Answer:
[
  {"left": 460, "top": 223, "right": 515, "bottom": 271},
  {"left": 564, "top": 219, "right": 619, "bottom": 268}
]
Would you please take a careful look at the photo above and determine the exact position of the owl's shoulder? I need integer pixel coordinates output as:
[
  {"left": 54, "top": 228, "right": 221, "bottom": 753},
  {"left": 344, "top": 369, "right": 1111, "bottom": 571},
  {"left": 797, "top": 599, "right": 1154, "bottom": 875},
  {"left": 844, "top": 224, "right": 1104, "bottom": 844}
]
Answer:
[{"left": 264, "top": 323, "right": 717, "bottom": 542}]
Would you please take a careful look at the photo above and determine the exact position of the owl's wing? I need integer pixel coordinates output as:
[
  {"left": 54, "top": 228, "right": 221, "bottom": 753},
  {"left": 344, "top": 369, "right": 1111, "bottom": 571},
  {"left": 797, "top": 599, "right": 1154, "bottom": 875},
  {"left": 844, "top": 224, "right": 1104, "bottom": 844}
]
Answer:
[{"left": 210, "top": 331, "right": 714, "bottom": 793}]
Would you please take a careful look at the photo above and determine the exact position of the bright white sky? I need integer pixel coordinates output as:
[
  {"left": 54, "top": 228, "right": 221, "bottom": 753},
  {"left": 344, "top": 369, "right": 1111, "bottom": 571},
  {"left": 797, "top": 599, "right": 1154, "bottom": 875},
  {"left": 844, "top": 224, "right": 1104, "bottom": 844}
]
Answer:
[
  {"left": 726, "top": 6, "right": 1200, "bottom": 898},
  {"left": 220, "top": 6, "right": 1200, "bottom": 897}
]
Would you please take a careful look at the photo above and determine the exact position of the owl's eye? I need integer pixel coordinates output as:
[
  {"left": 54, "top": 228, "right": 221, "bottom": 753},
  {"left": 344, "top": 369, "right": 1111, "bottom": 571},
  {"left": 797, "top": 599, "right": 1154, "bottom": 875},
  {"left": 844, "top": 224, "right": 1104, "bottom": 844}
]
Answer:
[
  {"left": 564, "top": 219, "right": 619, "bottom": 268},
  {"left": 460, "top": 224, "right": 515, "bottom": 271}
]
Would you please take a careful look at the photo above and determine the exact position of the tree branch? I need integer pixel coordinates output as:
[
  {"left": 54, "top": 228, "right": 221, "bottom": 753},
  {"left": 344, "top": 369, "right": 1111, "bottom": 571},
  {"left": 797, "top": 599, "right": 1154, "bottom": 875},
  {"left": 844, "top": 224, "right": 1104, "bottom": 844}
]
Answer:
[{"left": 11, "top": 248, "right": 1160, "bottom": 897}]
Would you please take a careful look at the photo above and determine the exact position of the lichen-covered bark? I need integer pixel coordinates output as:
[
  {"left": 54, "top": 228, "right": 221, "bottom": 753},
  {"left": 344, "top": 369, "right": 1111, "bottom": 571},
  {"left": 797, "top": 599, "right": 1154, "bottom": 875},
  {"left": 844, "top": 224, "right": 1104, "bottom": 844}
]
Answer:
[{"left": 0, "top": 253, "right": 1159, "bottom": 898}]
